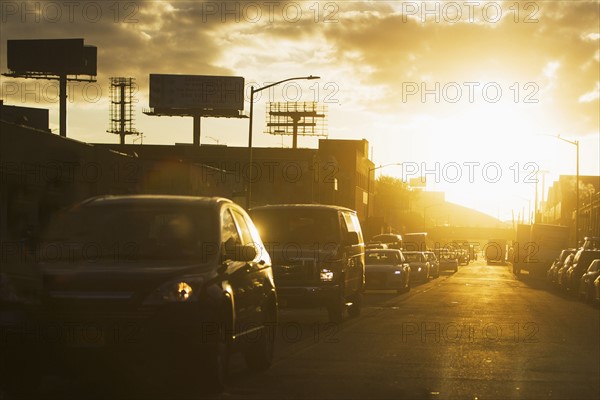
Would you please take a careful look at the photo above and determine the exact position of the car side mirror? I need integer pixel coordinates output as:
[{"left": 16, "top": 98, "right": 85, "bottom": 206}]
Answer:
[
  {"left": 344, "top": 231, "right": 359, "bottom": 246},
  {"left": 232, "top": 244, "right": 257, "bottom": 262}
]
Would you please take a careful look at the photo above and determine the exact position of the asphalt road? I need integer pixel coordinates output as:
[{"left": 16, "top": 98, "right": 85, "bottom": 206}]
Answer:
[
  {"left": 222, "top": 259, "right": 600, "bottom": 400},
  {"left": 12, "top": 259, "right": 598, "bottom": 400}
]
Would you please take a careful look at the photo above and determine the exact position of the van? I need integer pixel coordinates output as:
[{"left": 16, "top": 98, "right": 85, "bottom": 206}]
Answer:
[
  {"left": 28, "top": 195, "right": 276, "bottom": 396},
  {"left": 250, "top": 204, "right": 365, "bottom": 323}
]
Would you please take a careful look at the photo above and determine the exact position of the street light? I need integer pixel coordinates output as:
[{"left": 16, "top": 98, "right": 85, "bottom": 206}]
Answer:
[
  {"left": 365, "top": 163, "right": 402, "bottom": 237},
  {"left": 555, "top": 134, "right": 580, "bottom": 247},
  {"left": 246, "top": 75, "right": 320, "bottom": 209}
]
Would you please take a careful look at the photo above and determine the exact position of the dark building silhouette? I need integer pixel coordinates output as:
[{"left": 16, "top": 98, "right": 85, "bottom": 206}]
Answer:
[
  {"left": 0, "top": 101, "right": 50, "bottom": 132},
  {"left": 96, "top": 138, "right": 375, "bottom": 220},
  {"left": 543, "top": 175, "right": 600, "bottom": 244}
]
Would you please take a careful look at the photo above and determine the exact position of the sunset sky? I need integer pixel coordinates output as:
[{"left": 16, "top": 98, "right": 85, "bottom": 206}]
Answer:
[{"left": 1, "top": 1, "right": 598, "bottom": 220}]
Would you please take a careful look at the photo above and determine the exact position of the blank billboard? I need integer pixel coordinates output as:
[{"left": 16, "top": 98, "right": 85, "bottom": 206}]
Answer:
[
  {"left": 149, "top": 74, "right": 245, "bottom": 111},
  {"left": 7, "top": 39, "right": 97, "bottom": 76}
]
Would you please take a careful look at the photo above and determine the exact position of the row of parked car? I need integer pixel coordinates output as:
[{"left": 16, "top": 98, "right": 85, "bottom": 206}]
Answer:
[
  {"left": 363, "top": 234, "right": 463, "bottom": 293},
  {"left": 546, "top": 237, "right": 600, "bottom": 305},
  {"left": 363, "top": 248, "right": 461, "bottom": 292}
]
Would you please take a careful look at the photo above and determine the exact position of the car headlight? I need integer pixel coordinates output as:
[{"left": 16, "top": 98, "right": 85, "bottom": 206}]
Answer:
[
  {"left": 417, "top": 267, "right": 422, "bottom": 272},
  {"left": 320, "top": 268, "right": 334, "bottom": 282},
  {"left": 394, "top": 270, "right": 401, "bottom": 275},
  {"left": 143, "top": 277, "right": 203, "bottom": 305}
]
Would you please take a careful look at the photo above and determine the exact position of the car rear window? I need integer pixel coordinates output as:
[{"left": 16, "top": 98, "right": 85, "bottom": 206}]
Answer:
[
  {"left": 403, "top": 253, "right": 424, "bottom": 262},
  {"left": 366, "top": 251, "right": 400, "bottom": 265}
]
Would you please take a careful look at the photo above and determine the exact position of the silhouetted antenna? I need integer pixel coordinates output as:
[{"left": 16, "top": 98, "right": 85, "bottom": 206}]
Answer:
[
  {"left": 107, "top": 77, "right": 141, "bottom": 144},
  {"left": 266, "top": 102, "right": 328, "bottom": 149}
]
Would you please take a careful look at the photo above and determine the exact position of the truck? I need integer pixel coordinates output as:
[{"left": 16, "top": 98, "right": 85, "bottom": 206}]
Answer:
[
  {"left": 512, "top": 223, "right": 569, "bottom": 278},
  {"left": 402, "top": 232, "right": 430, "bottom": 252}
]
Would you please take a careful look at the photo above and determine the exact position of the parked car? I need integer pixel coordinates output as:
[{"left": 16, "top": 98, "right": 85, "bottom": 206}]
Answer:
[
  {"left": 365, "top": 249, "right": 411, "bottom": 293},
  {"left": 370, "top": 233, "right": 402, "bottom": 250},
  {"left": 424, "top": 251, "right": 440, "bottom": 278},
  {"left": 578, "top": 259, "right": 600, "bottom": 301},
  {"left": 457, "top": 249, "right": 469, "bottom": 266},
  {"left": 565, "top": 250, "right": 600, "bottom": 293},
  {"left": 250, "top": 204, "right": 365, "bottom": 323},
  {"left": 434, "top": 249, "right": 459, "bottom": 272},
  {"left": 594, "top": 274, "right": 600, "bottom": 306},
  {"left": 401, "top": 251, "right": 431, "bottom": 282},
  {"left": 557, "top": 253, "right": 575, "bottom": 291},
  {"left": 36, "top": 195, "right": 276, "bottom": 395},
  {"left": 582, "top": 236, "right": 600, "bottom": 250},
  {"left": 547, "top": 248, "right": 577, "bottom": 285}
]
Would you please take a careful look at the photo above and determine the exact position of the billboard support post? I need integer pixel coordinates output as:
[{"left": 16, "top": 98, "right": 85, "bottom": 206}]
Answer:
[
  {"left": 193, "top": 114, "right": 201, "bottom": 146},
  {"left": 59, "top": 75, "right": 67, "bottom": 137}
]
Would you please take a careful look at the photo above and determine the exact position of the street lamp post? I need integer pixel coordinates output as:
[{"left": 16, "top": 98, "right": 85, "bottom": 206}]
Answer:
[
  {"left": 365, "top": 163, "right": 402, "bottom": 238},
  {"left": 246, "top": 75, "right": 320, "bottom": 209},
  {"left": 556, "top": 135, "right": 580, "bottom": 247}
]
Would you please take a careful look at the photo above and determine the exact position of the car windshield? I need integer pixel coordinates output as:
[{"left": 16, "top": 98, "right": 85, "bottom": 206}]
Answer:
[
  {"left": 366, "top": 251, "right": 400, "bottom": 265},
  {"left": 588, "top": 260, "right": 600, "bottom": 272},
  {"left": 39, "top": 203, "right": 218, "bottom": 264},
  {"left": 251, "top": 208, "right": 340, "bottom": 246}
]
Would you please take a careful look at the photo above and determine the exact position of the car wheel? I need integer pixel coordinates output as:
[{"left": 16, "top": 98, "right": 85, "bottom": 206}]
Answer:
[
  {"left": 348, "top": 291, "right": 362, "bottom": 318},
  {"left": 328, "top": 283, "right": 346, "bottom": 323},
  {"left": 203, "top": 311, "right": 232, "bottom": 394},
  {"left": 244, "top": 301, "right": 276, "bottom": 370},
  {"left": 403, "top": 278, "right": 411, "bottom": 293},
  {"left": 586, "top": 287, "right": 594, "bottom": 303}
]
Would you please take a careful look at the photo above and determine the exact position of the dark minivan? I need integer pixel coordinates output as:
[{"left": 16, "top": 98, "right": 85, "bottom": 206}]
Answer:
[
  {"left": 28, "top": 195, "right": 276, "bottom": 397},
  {"left": 250, "top": 204, "right": 365, "bottom": 323}
]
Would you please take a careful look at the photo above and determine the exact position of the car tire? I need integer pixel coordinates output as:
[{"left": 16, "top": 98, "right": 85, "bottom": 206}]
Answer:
[
  {"left": 328, "top": 283, "right": 346, "bottom": 323},
  {"left": 586, "top": 287, "right": 594, "bottom": 303},
  {"left": 580, "top": 288, "right": 588, "bottom": 302},
  {"left": 348, "top": 291, "right": 362, "bottom": 318},
  {"left": 204, "top": 312, "right": 232, "bottom": 394},
  {"left": 404, "top": 279, "right": 411, "bottom": 293},
  {"left": 244, "top": 302, "right": 276, "bottom": 371}
]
